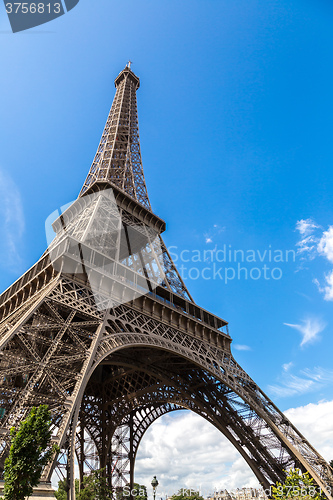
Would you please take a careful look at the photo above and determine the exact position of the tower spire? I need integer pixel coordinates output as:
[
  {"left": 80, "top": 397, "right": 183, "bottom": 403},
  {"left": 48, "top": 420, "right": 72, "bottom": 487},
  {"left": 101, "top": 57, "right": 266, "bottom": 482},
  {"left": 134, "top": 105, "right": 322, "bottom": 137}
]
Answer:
[{"left": 80, "top": 65, "right": 151, "bottom": 210}]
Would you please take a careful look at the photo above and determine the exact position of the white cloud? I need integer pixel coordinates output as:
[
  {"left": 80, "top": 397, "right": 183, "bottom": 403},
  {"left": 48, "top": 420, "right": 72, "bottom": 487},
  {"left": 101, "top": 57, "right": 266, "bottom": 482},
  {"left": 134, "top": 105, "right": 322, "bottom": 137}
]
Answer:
[
  {"left": 133, "top": 400, "right": 333, "bottom": 496},
  {"left": 0, "top": 168, "right": 25, "bottom": 272},
  {"left": 268, "top": 374, "right": 316, "bottom": 398},
  {"left": 320, "top": 271, "right": 333, "bottom": 301},
  {"left": 233, "top": 344, "right": 252, "bottom": 351},
  {"left": 318, "top": 226, "right": 333, "bottom": 263},
  {"left": 204, "top": 225, "right": 226, "bottom": 245},
  {"left": 314, "top": 269, "right": 333, "bottom": 302},
  {"left": 295, "top": 218, "right": 320, "bottom": 237},
  {"left": 134, "top": 411, "right": 259, "bottom": 496},
  {"left": 284, "top": 317, "right": 326, "bottom": 347},
  {"left": 268, "top": 365, "right": 333, "bottom": 399},
  {"left": 295, "top": 219, "right": 320, "bottom": 260},
  {"left": 294, "top": 218, "right": 333, "bottom": 301},
  {"left": 296, "top": 234, "right": 319, "bottom": 259},
  {"left": 301, "top": 366, "right": 333, "bottom": 383},
  {"left": 282, "top": 362, "right": 293, "bottom": 372},
  {"left": 285, "top": 400, "right": 333, "bottom": 462},
  {"left": 295, "top": 218, "right": 320, "bottom": 260}
]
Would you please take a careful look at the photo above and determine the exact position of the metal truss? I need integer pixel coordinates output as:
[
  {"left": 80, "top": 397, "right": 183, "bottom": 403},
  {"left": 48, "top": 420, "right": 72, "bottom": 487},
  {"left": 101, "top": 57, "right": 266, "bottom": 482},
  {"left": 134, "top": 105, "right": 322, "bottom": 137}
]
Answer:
[
  {"left": 75, "top": 343, "right": 333, "bottom": 494},
  {"left": 80, "top": 64, "right": 150, "bottom": 210},
  {"left": 0, "top": 64, "right": 333, "bottom": 500}
]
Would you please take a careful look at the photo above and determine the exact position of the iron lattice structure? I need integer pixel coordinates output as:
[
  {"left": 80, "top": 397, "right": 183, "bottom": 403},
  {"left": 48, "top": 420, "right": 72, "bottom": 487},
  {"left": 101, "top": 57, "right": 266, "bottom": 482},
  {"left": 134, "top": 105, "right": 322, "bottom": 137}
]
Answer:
[{"left": 0, "top": 64, "right": 333, "bottom": 499}]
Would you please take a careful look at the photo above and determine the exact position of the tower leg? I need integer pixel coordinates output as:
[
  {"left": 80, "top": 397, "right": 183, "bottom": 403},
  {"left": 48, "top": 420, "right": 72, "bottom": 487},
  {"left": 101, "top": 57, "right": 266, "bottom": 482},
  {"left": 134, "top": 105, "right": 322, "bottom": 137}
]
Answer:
[
  {"left": 79, "top": 418, "right": 85, "bottom": 488},
  {"left": 129, "top": 411, "right": 135, "bottom": 500},
  {"left": 68, "top": 417, "right": 76, "bottom": 500}
]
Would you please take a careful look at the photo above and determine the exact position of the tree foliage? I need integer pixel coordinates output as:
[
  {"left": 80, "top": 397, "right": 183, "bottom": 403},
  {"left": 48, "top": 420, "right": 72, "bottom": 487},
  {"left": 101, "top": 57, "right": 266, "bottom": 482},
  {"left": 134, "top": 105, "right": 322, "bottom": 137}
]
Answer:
[
  {"left": 171, "top": 489, "right": 204, "bottom": 500},
  {"left": 78, "top": 469, "right": 111, "bottom": 500},
  {"left": 271, "top": 469, "right": 326, "bottom": 500},
  {"left": 119, "top": 483, "right": 147, "bottom": 500},
  {"left": 4, "top": 405, "right": 59, "bottom": 500},
  {"left": 131, "top": 483, "right": 147, "bottom": 500},
  {"left": 54, "top": 478, "right": 80, "bottom": 500},
  {"left": 55, "top": 470, "right": 113, "bottom": 500},
  {"left": 54, "top": 474, "right": 149, "bottom": 500}
]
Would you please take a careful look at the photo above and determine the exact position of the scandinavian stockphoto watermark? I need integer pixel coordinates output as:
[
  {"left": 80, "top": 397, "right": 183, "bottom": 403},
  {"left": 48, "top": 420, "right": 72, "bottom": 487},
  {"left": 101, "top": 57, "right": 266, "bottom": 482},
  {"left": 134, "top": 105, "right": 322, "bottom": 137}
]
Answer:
[
  {"left": 122, "top": 486, "right": 331, "bottom": 499},
  {"left": 3, "top": 0, "right": 80, "bottom": 33},
  {"left": 168, "top": 245, "right": 296, "bottom": 283}
]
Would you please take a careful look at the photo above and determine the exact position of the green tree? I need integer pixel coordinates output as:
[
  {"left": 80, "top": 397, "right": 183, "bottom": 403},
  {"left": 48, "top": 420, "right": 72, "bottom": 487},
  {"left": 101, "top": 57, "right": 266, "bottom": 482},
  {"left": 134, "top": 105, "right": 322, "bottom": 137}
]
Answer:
[
  {"left": 4, "top": 405, "right": 59, "bottom": 500},
  {"left": 77, "top": 469, "right": 112, "bottom": 500},
  {"left": 132, "top": 483, "right": 147, "bottom": 500},
  {"left": 171, "top": 489, "right": 204, "bottom": 500},
  {"left": 271, "top": 469, "right": 326, "bottom": 500},
  {"left": 120, "top": 483, "right": 147, "bottom": 500},
  {"left": 54, "top": 479, "right": 67, "bottom": 500},
  {"left": 55, "top": 476, "right": 147, "bottom": 500},
  {"left": 54, "top": 478, "right": 79, "bottom": 500}
]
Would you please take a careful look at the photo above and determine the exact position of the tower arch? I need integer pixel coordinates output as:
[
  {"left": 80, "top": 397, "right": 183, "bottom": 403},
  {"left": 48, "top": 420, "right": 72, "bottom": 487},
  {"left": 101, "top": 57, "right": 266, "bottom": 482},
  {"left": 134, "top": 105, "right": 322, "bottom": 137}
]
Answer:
[{"left": 0, "top": 65, "right": 332, "bottom": 500}]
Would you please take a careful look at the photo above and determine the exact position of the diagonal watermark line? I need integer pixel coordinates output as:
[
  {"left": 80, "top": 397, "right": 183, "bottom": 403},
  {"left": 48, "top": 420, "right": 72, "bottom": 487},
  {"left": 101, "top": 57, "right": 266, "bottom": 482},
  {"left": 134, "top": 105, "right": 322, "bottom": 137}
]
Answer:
[{"left": 59, "top": 0, "right": 67, "bottom": 12}]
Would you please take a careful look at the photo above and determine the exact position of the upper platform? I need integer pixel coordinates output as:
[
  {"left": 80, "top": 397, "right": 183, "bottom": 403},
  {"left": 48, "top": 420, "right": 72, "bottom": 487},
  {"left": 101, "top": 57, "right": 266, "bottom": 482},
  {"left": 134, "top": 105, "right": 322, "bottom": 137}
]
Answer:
[{"left": 114, "top": 65, "right": 140, "bottom": 89}]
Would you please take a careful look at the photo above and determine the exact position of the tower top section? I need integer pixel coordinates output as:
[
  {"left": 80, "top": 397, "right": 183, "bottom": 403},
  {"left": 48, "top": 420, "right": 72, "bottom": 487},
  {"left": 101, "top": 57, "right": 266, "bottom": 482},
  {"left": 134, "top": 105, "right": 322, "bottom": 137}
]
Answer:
[
  {"left": 80, "top": 64, "right": 150, "bottom": 209},
  {"left": 114, "top": 63, "right": 140, "bottom": 89}
]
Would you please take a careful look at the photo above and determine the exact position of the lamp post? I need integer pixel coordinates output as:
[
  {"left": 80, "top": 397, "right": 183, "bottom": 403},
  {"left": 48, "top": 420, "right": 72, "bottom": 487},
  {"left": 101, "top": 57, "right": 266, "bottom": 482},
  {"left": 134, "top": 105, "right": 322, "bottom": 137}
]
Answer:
[{"left": 151, "top": 476, "right": 159, "bottom": 500}]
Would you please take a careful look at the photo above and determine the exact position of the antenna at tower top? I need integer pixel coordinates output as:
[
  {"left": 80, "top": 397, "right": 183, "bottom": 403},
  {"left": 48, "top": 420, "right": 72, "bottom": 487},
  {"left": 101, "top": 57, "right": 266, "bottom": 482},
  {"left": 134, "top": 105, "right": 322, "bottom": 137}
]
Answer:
[{"left": 127, "top": 60, "right": 132, "bottom": 69}]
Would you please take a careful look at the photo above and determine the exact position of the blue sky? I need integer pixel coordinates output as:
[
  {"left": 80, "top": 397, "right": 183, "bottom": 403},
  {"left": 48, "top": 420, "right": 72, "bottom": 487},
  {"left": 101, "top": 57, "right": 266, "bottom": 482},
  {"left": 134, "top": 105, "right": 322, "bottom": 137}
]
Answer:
[{"left": 1, "top": 0, "right": 333, "bottom": 491}]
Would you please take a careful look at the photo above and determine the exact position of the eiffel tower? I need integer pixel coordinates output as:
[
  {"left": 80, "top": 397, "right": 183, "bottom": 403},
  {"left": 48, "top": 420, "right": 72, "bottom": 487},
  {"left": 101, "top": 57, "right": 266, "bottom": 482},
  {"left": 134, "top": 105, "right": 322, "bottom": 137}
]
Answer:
[{"left": 0, "top": 64, "right": 332, "bottom": 499}]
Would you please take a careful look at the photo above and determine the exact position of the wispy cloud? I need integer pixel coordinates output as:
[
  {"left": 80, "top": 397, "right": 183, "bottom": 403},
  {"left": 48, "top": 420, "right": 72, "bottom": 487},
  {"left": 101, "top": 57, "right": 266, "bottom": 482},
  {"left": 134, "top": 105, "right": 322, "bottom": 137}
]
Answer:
[
  {"left": 284, "top": 317, "right": 326, "bottom": 347},
  {"left": 296, "top": 218, "right": 320, "bottom": 237},
  {"left": 0, "top": 168, "right": 25, "bottom": 272},
  {"left": 204, "top": 224, "right": 226, "bottom": 244},
  {"left": 315, "top": 270, "right": 333, "bottom": 301},
  {"left": 268, "top": 374, "right": 316, "bottom": 398},
  {"left": 233, "top": 344, "right": 252, "bottom": 351},
  {"left": 318, "top": 226, "right": 333, "bottom": 263},
  {"left": 301, "top": 366, "right": 333, "bottom": 383},
  {"left": 295, "top": 218, "right": 333, "bottom": 301},
  {"left": 295, "top": 291, "right": 312, "bottom": 301},
  {"left": 295, "top": 218, "right": 321, "bottom": 261},
  {"left": 268, "top": 365, "right": 333, "bottom": 399},
  {"left": 282, "top": 361, "right": 293, "bottom": 372}
]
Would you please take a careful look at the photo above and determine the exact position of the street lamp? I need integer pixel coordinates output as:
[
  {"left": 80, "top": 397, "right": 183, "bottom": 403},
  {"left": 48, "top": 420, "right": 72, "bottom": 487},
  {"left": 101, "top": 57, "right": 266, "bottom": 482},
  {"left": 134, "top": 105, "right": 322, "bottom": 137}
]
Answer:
[{"left": 151, "top": 476, "right": 159, "bottom": 500}]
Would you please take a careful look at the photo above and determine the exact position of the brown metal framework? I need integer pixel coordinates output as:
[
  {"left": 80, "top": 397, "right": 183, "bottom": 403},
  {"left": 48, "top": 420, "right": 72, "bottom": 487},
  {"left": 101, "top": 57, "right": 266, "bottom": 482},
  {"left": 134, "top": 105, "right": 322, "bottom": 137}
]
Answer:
[{"left": 0, "top": 64, "right": 333, "bottom": 499}]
